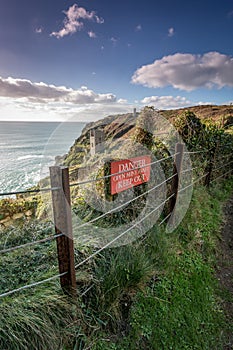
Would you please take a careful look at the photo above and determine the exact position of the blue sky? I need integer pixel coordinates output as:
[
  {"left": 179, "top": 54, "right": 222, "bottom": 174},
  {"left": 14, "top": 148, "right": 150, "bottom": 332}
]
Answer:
[{"left": 0, "top": 0, "right": 233, "bottom": 121}]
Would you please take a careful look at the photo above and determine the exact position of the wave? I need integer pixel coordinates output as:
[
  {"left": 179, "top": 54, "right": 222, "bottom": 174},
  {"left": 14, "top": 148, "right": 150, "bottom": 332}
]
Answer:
[
  {"left": 0, "top": 121, "right": 85, "bottom": 196},
  {"left": 17, "top": 154, "right": 54, "bottom": 161}
]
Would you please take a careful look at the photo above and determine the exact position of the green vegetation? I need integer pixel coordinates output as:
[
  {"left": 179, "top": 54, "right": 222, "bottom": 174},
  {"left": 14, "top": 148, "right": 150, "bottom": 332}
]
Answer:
[
  {"left": 1, "top": 179, "right": 232, "bottom": 349},
  {"left": 0, "top": 107, "right": 233, "bottom": 349},
  {"left": 89, "top": 180, "right": 233, "bottom": 350},
  {"left": 0, "top": 197, "right": 37, "bottom": 226},
  {"left": 0, "top": 287, "right": 74, "bottom": 350},
  {"left": 0, "top": 220, "right": 75, "bottom": 350}
]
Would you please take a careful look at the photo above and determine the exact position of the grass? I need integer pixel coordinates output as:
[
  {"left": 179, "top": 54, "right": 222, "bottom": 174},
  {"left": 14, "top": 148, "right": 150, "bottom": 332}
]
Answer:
[
  {"left": 0, "top": 221, "right": 77, "bottom": 350},
  {"left": 89, "top": 178, "right": 233, "bottom": 350},
  {"left": 112, "top": 253, "right": 223, "bottom": 350},
  {"left": 0, "top": 178, "right": 233, "bottom": 349},
  {"left": 0, "top": 287, "right": 76, "bottom": 350},
  {"left": 0, "top": 221, "right": 58, "bottom": 293}
]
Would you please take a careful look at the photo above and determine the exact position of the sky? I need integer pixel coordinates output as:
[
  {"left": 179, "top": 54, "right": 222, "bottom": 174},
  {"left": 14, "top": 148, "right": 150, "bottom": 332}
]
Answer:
[{"left": 0, "top": 0, "right": 233, "bottom": 122}]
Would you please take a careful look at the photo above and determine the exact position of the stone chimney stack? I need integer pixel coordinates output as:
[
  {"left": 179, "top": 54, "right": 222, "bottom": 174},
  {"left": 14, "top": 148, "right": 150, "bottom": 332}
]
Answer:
[
  {"left": 90, "top": 129, "right": 105, "bottom": 156},
  {"left": 133, "top": 108, "right": 137, "bottom": 118}
]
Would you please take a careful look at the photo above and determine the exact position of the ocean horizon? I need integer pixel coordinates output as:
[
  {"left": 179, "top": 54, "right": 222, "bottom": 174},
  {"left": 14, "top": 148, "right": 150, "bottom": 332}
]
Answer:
[{"left": 0, "top": 121, "right": 86, "bottom": 196}]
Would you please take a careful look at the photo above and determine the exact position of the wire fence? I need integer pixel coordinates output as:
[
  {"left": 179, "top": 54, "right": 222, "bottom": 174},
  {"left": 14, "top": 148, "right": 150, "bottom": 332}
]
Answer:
[
  {"left": 0, "top": 233, "right": 63, "bottom": 254},
  {"left": 0, "top": 143, "right": 233, "bottom": 299},
  {"left": 212, "top": 159, "right": 233, "bottom": 173},
  {"left": 184, "top": 149, "right": 210, "bottom": 155},
  {"left": 0, "top": 154, "right": 176, "bottom": 197},
  {"left": 0, "top": 186, "right": 60, "bottom": 198},
  {"left": 210, "top": 168, "right": 233, "bottom": 183},
  {"left": 0, "top": 272, "right": 67, "bottom": 298},
  {"left": 74, "top": 193, "right": 175, "bottom": 270},
  {"left": 76, "top": 173, "right": 177, "bottom": 229},
  {"left": 69, "top": 154, "right": 176, "bottom": 188}
]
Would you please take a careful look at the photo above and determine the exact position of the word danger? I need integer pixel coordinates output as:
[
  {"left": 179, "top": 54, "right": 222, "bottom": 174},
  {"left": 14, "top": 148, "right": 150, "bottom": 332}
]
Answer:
[{"left": 110, "top": 155, "right": 151, "bottom": 194}]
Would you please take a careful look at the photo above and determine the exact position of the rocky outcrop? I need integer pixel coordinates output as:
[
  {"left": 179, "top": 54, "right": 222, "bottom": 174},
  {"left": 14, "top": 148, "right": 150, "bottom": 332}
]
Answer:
[{"left": 0, "top": 198, "right": 36, "bottom": 227}]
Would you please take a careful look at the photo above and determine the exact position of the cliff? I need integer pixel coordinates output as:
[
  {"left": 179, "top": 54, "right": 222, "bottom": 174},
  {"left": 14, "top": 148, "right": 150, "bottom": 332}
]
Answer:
[{"left": 63, "top": 104, "right": 233, "bottom": 168}]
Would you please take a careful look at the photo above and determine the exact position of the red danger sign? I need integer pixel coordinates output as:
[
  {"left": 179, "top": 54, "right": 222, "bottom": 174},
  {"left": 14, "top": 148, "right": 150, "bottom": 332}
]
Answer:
[{"left": 110, "top": 155, "right": 151, "bottom": 195}]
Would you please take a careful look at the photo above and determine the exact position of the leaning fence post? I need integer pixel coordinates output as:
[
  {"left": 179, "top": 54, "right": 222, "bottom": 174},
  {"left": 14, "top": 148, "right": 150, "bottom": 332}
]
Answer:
[
  {"left": 168, "top": 143, "right": 184, "bottom": 219},
  {"left": 49, "top": 166, "right": 76, "bottom": 297}
]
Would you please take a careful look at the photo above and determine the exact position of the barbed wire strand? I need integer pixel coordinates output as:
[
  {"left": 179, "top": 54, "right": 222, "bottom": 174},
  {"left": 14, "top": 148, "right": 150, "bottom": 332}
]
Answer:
[
  {"left": 75, "top": 193, "right": 175, "bottom": 270},
  {"left": 81, "top": 284, "right": 95, "bottom": 297},
  {"left": 0, "top": 233, "right": 63, "bottom": 255},
  {"left": 77, "top": 173, "right": 177, "bottom": 228},
  {"left": 212, "top": 159, "right": 233, "bottom": 173},
  {"left": 181, "top": 166, "right": 199, "bottom": 174},
  {"left": 177, "top": 173, "right": 209, "bottom": 194},
  {"left": 184, "top": 149, "right": 209, "bottom": 155},
  {"left": 70, "top": 154, "right": 178, "bottom": 188},
  {"left": 0, "top": 271, "right": 67, "bottom": 298},
  {"left": 210, "top": 169, "right": 233, "bottom": 183},
  {"left": 0, "top": 186, "right": 60, "bottom": 198},
  {"left": 158, "top": 212, "right": 172, "bottom": 226}
]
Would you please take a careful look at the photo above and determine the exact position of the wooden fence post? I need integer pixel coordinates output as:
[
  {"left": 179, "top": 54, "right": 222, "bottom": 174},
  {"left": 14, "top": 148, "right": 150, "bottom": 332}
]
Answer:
[
  {"left": 104, "top": 159, "right": 116, "bottom": 202},
  {"left": 49, "top": 166, "right": 77, "bottom": 297},
  {"left": 168, "top": 143, "right": 184, "bottom": 219}
]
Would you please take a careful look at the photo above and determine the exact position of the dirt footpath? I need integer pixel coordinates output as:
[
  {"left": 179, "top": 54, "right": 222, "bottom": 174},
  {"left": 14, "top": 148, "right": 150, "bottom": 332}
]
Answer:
[{"left": 216, "top": 196, "right": 233, "bottom": 349}]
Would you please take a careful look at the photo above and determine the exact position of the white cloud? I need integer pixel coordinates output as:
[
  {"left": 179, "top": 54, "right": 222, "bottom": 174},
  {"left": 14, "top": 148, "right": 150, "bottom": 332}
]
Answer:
[
  {"left": 88, "top": 31, "right": 96, "bottom": 38},
  {"left": 0, "top": 97, "right": 134, "bottom": 122},
  {"left": 0, "top": 76, "right": 116, "bottom": 104},
  {"left": 140, "top": 95, "right": 192, "bottom": 109},
  {"left": 131, "top": 52, "right": 233, "bottom": 91},
  {"left": 135, "top": 24, "right": 142, "bottom": 31},
  {"left": 0, "top": 78, "right": 133, "bottom": 122},
  {"left": 168, "top": 27, "right": 174, "bottom": 37},
  {"left": 110, "top": 37, "right": 118, "bottom": 44},
  {"left": 50, "top": 3, "right": 104, "bottom": 39},
  {"left": 117, "top": 98, "right": 128, "bottom": 104},
  {"left": 197, "top": 101, "right": 213, "bottom": 106},
  {"left": 35, "top": 27, "right": 42, "bottom": 34}
]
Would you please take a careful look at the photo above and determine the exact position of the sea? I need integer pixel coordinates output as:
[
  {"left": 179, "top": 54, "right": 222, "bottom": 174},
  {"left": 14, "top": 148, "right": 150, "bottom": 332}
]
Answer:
[{"left": 0, "top": 121, "right": 86, "bottom": 196}]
